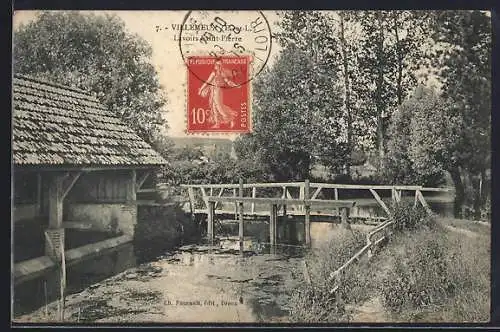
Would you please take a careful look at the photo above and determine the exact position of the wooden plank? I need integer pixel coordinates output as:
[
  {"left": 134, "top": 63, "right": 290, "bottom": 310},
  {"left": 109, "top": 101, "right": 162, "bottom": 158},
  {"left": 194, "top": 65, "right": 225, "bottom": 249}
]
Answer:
[
  {"left": 282, "top": 186, "right": 287, "bottom": 216},
  {"left": 180, "top": 182, "right": 305, "bottom": 189},
  {"left": 207, "top": 201, "right": 215, "bottom": 244},
  {"left": 414, "top": 190, "right": 418, "bottom": 207},
  {"left": 310, "top": 183, "right": 423, "bottom": 190},
  {"left": 420, "top": 187, "right": 453, "bottom": 192},
  {"left": 205, "top": 196, "right": 356, "bottom": 207},
  {"left": 369, "top": 189, "right": 391, "bottom": 217}
]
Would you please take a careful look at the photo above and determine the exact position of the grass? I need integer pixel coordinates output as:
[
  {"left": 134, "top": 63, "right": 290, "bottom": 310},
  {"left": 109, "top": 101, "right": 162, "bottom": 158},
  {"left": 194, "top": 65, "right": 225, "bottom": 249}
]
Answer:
[
  {"left": 287, "top": 201, "right": 490, "bottom": 323},
  {"left": 287, "top": 228, "right": 375, "bottom": 322}
]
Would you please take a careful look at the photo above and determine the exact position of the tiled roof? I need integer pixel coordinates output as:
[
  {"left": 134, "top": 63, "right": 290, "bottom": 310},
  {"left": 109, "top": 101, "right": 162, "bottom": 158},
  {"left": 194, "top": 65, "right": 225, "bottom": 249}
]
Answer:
[{"left": 12, "top": 74, "right": 167, "bottom": 167}]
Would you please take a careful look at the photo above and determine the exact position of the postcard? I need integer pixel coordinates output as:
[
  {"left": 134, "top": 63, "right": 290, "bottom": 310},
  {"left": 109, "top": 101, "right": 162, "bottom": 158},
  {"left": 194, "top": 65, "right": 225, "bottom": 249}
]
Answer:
[{"left": 11, "top": 9, "right": 492, "bottom": 325}]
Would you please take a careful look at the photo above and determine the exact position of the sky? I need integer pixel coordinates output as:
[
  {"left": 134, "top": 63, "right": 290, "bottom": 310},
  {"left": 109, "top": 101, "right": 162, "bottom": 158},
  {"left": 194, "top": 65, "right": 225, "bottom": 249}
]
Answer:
[{"left": 12, "top": 10, "right": 283, "bottom": 140}]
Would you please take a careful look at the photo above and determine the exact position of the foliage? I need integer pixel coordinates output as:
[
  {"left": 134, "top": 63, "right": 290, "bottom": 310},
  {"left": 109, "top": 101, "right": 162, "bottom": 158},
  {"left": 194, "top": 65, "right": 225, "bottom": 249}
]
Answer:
[
  {"left": 383, "top": 86, "right": 449, "bottom": 186},
  {"left": 236, "top": 43, "right": 347, "bottom": 181},
  {"left": 13, "top": 11, "right": 168, "bottom": 143},
  {"left": 288, "top": 229, "right": 371, "bottom": 322},
  {"left": 160, "top": 146, "right": 267, "bottom": 190},
  {"left": 390, "top": 201, "right": 437, "bottom": 232}
]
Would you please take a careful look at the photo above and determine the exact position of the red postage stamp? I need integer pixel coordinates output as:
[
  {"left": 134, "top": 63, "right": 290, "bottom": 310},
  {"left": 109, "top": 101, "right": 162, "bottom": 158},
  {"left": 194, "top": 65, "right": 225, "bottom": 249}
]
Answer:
[{"left": 186, "top": 55, "right": 251, "bottom": 133}]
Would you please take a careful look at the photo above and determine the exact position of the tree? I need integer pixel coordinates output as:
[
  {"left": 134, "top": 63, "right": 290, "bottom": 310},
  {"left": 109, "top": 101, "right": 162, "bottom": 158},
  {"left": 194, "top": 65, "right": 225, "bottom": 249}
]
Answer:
[
  {"left": 236, "top": 44, "right": 346, "bottom": 181},
  {"left": 354, "top": 11, "right": 430, "bottom": 169},
  {"left": 13, "top": 11, "right": 168, "bottom": 143},
  {"left": 383, "top": 86, "right": 448, "bottom": 187},
  {"left": 429, "top": 10, "right": 491, "bottom": 218}
]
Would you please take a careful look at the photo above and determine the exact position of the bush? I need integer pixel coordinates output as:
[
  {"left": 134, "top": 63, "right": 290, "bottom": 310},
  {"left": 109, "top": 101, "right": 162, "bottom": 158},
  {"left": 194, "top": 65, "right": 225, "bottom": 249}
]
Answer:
[
  {"left": 288, "top": 229, "right": 371, "bottom": 322},
  {"left": 391, "top": 201, "right": 438, "bottom": 232}
]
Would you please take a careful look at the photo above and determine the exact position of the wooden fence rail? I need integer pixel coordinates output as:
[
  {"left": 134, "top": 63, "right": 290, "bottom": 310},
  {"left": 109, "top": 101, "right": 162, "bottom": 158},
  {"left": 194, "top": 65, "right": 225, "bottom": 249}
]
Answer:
[{"left": 181, "top": 181, "right": 452, "bottom": 219}]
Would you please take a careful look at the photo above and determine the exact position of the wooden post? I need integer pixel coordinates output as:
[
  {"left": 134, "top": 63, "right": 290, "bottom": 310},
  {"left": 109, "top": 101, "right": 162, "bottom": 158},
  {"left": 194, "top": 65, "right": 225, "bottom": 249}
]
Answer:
[
  {"left": 282, "top": 186, "right": 287, "bottom": 216},
  {"left": 270, "top": 204, "right": 278, "bottom": 254},
  {"left": 391, "top": 188, "right": 396, "bottom": 204},
  {"left": 304, "top": 179, "right": 311, "bottom": 247},
  {"left": 340, "top": 207, "right": 351, "bottom": 230},
  {"left": 299, "top": 183, "right": 305, "bottom": 212},
  {"left": 128, "top": 170, "right": 137, "bottom": 202},
  {"left": 414, "top": 190, "right": 418, "bottom": 207},
  {"left": 334, "top": 187, "right": 339, "bottom": 216},
  {"left": 207, "top": 201, "right": 215, "bottom": 244},
  {"left": 251, "top": 187, "right": 257, "bottom": 214},
  {"left": 239, "top": 179, "right": 244, "bottom": 254},
  {"left": 187, "top": 187, "right": 195, "bottom": 215},
  {"left": 233, "top": 188, "right": 238, "bottom": 220},
  {"left": 48, "top": 175, "right": 64, "bottom": 229}
]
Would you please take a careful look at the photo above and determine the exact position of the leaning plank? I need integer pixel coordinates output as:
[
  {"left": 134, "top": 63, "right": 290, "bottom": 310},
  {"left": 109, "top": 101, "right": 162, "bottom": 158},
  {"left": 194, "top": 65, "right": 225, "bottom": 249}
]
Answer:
[{"left": 369, "top": 189, "right": 391, "bottom": 217}]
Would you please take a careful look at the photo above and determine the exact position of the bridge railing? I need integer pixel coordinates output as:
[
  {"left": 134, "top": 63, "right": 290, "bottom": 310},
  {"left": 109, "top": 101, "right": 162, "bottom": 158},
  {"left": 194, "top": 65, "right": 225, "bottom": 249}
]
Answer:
[{"left": 180, "top": 181, "right": 453, "bottom": 218}]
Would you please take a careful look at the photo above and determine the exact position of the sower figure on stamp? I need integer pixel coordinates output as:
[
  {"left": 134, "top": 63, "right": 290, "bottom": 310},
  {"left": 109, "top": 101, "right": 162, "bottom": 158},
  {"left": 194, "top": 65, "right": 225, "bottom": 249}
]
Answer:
[{"left": 198, "top": 59, "right": 240, "bottom": 129}]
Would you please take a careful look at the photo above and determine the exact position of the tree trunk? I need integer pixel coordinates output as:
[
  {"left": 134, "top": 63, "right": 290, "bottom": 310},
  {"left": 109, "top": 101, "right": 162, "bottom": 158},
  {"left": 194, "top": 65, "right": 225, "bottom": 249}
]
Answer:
[
  {"left": 340, "top": 12, "right": 352, "bottom": 178},
  {"left": 393, "top": 14, "right": 403, "bottom": 106},
  {"left": 449, "top": 167, "right": 465, "bottom": 218},
  {"left": 376, "top": 12, "right": 386, "bottom": 169}
]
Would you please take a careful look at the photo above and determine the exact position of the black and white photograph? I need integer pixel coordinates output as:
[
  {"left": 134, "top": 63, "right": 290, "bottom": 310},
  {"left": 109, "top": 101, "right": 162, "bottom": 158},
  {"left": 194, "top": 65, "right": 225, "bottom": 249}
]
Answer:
[{"left": 11, "top": 9, "right": 492, "bottom": 324}]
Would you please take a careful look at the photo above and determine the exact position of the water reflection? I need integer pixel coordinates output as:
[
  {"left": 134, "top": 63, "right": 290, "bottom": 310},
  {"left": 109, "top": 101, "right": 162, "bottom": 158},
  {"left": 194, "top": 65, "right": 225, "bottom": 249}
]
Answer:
[{"left": 14, "top": 198, "right": 454, "bottom": 322}]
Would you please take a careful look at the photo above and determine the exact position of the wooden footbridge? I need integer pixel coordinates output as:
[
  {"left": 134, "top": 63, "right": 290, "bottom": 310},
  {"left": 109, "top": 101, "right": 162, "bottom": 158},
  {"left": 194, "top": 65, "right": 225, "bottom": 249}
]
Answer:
[{"left": 180, "top": 180, "right": 452, "bottom": 250}]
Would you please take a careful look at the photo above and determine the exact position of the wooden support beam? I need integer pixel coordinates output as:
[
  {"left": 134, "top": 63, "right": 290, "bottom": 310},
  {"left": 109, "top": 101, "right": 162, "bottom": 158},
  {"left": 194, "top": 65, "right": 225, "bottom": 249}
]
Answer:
[
  {"left": 214, "top": 188, "right": 224, "bottom": 209},
  {"left": 48, "top": 175, "right": 64, "bottom": 229},
  {"left": 61, "top": 172, "right": 82, "bottom": 200},
  {"left": 207, "top": 201, "right": 215, "bottom": 244},
  {"left": 311, "top": 187, "right": 322, "bottom": 200},
  {"left": 304, "top": 180, "right": 311, "bottom": 247},
  {"left": 251, "top": 187, "right": 257, "bottom": 214},
  {"left": 369, "top": 188, "right": 391, "bottom": 217},
  {"left": 135, "top": 171, "right": 151, "bottom": 192},
  {"left": 127, "top": 170, "right": 137, "bottom": 202},
  {"left": 416, "top": 190, "right": 433, "bottom": 215},
  {"left": 414, "top": 190, "right": 418, "bottom": 207}
]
